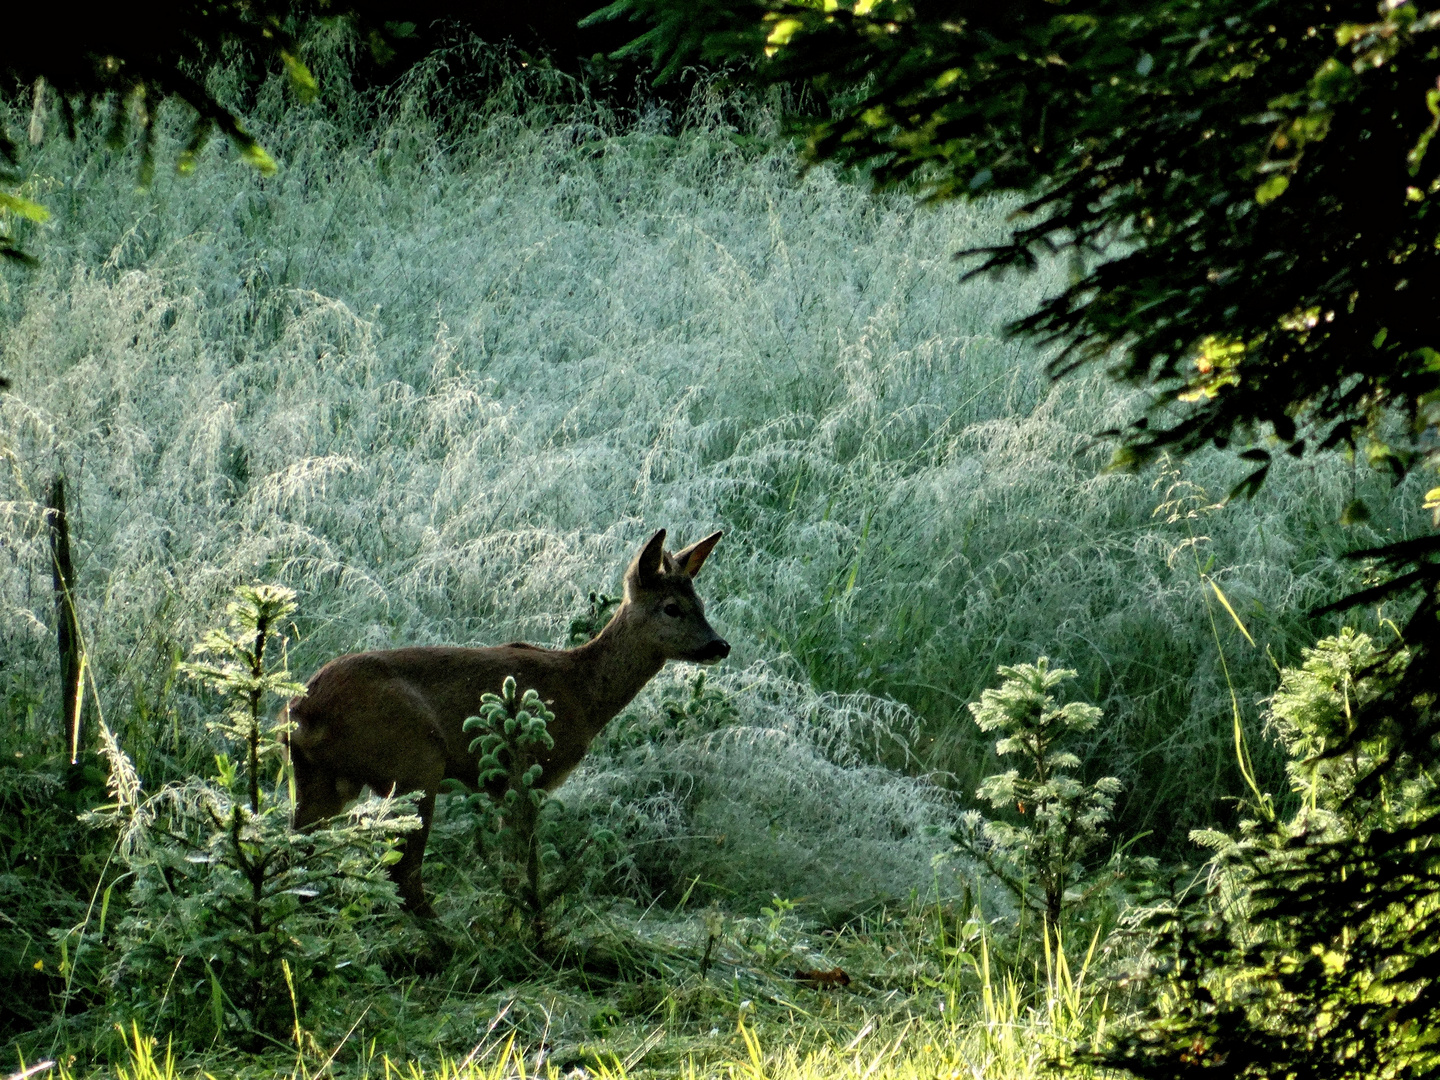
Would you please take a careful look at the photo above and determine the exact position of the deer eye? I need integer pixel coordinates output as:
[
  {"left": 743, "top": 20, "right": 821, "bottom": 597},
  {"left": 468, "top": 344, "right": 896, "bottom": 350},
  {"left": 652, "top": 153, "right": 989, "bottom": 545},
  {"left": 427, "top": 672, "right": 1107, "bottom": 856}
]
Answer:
[{"left": 663, "top": 601, "right": 683, "bottom": 617}]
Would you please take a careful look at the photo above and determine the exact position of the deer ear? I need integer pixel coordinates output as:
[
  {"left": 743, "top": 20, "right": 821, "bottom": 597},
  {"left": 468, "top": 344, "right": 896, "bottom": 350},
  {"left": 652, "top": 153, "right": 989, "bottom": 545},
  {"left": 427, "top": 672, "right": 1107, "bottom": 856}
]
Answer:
[
  {"left": 672, "top": 530, "right": 722, "bottom": 578},
  {"left": 627, "top": 528, "right": 667, "bottom": 591}
]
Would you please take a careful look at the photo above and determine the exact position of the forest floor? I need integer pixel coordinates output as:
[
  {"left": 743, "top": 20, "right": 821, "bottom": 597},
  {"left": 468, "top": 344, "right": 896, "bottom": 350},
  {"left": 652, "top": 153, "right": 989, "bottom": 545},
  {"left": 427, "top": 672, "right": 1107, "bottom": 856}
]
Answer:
[{"left": 22, "top": 899, "right": 1117, "bottom": 1080}]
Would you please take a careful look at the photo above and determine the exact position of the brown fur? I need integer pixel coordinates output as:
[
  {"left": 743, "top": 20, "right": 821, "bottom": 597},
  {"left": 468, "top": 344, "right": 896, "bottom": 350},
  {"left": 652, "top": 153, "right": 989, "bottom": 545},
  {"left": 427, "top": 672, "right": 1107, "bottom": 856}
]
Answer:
[{"left": 286, "top": 528, "right": 726, "bottom": 915}]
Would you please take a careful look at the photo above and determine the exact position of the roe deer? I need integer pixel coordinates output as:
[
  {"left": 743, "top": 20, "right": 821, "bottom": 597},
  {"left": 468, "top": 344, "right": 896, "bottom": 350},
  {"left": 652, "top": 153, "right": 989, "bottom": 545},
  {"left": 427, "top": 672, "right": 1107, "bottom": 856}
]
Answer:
[{"left": 286, "top": 528, "right": 728, "bottom": 915}]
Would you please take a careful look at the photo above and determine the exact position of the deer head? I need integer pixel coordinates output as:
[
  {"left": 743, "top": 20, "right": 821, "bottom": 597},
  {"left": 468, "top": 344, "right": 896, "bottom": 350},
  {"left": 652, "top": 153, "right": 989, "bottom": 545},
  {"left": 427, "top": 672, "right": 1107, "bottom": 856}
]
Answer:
[{"left": 619, "top": 528, "right": 730, "bottom": 664}]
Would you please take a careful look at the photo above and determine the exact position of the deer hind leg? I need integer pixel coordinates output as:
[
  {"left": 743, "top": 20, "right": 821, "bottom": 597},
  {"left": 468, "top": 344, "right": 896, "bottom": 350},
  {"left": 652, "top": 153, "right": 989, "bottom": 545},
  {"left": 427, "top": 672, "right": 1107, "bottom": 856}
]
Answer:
[
  {"left": 293, "top": 747, "right": 441, "bottom": 916},
  {"left": 392, "top": 786, "right": 439, "bottom": 917},
  {"left": 377, "top": 735, "right": 446, "bottom": 917}
]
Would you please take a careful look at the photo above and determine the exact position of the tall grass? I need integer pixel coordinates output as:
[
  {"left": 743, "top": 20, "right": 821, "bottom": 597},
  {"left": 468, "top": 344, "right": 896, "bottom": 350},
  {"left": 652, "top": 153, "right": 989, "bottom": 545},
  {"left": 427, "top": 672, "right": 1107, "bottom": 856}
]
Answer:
[{"left": 0, "top": 34, "right": 1425, "bottom": 917}]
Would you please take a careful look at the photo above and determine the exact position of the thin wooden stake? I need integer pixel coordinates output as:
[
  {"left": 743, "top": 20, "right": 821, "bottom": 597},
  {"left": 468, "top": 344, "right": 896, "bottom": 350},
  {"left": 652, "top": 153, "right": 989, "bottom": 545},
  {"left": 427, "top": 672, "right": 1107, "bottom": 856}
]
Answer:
[{"left": 47, "top": 475, "right": 84, "bottom": 762}]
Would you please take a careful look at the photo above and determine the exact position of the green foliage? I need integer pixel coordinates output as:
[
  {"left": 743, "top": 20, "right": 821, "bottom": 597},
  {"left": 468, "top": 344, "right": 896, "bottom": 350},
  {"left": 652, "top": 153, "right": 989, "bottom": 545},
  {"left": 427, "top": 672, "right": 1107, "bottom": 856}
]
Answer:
[
  {"left": 92, "top": 585, "right": 417, "bottom": 1047},
  {"left": 742, "top": 896, "right": 802, "bottom": 968},
  {"left": 951, "top": 659, "right": 1135, "bottom": 939},
  {"left": 457, "top": 676, "right": 616, "bottom": 952},
  {"left": 1102, "top": 628, "right": 1438, "bottom": 1080},
  {"left": 36, "top": 892, "right": 1116, "bottom": 1080},
  {"left": 2, "top": 27, "right": 1435, "bottom": 1075},
  {"left": 1268, "top": 626, "right": 1419, "bottom": 829},
  {"left": 567, "top": 591, "right": 622, "bottom": 645},
  {"left": 0, "top": 762, "right": 101, "bottom": 1035}
]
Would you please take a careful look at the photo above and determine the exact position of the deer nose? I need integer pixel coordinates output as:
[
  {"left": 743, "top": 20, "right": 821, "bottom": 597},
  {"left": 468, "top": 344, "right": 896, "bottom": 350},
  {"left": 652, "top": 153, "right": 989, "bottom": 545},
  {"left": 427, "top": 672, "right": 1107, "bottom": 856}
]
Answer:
[{"left": 696, "top": 638, "right": 730, "bottom": 663}]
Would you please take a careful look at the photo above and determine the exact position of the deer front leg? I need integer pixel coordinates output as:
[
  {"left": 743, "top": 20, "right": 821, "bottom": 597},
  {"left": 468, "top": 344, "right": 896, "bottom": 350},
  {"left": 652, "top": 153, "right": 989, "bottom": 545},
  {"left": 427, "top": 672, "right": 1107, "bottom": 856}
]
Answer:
[{"left": 291, "top": 756, "right": 350, "bottom": 830}]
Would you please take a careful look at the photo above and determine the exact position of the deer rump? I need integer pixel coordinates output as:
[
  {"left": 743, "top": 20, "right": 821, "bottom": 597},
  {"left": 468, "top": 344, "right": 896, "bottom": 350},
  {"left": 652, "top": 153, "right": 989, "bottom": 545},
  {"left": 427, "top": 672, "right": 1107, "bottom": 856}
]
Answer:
[{"left": 285, "top": 527, "right": 727, "bottom": 916}]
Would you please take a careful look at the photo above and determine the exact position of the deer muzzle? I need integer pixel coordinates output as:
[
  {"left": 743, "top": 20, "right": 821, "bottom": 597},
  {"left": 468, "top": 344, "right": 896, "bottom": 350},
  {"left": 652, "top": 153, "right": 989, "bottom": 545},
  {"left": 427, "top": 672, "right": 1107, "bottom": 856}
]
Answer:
[{"left": 691, "top": 637, "right": 731, "bottom": 664}]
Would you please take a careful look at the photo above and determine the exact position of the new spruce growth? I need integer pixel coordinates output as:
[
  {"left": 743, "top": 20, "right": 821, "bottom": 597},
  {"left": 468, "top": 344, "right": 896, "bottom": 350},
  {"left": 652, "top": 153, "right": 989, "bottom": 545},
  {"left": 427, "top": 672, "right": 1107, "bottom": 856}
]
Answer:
[
  {"left": 567, "top": 591, "right": 621, "bottom": 646},
  {"left": 1267, "top": 626, "right": 1415, "bottom": 829},
  {"left": 1191, "top": 628, "right": 1419, "bottom": 862},
  {"left": 1114, "top": 629, "right": 1434, "bottom": 1080},
  {"left": 470, "top": 675, "right": 556, "bottom": 935},
  {"left": 183, "top": 585, "right": 304, "bottom": 814},
  {"left": 458, "top": 676, "right": 614, "bottom": 951},
  {"left": 953, "top": 658, "right": 1122, "bottom": 937}
]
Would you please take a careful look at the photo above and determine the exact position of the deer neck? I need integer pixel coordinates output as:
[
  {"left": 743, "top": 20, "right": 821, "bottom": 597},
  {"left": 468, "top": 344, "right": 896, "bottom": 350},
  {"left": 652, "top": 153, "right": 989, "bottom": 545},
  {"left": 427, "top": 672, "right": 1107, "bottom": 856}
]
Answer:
[{"left": 569, "top": 610, "right": 665, "bottom": 736}]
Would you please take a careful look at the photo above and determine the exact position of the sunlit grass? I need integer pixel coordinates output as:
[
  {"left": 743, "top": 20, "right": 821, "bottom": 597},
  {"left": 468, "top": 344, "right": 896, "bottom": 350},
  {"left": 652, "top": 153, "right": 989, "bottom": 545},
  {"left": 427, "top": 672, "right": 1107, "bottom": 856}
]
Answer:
[{"left": 36, "top": 914, "right": 1115, "bottom": 1080}]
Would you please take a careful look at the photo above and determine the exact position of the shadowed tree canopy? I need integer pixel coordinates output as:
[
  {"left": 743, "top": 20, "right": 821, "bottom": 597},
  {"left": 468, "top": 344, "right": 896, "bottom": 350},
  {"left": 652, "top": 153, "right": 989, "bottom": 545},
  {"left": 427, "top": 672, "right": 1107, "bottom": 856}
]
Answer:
[
  {"left": 0, "top": 2, "right": 639, "bottom": 272},
  {"left": 1, "top": 3, "right": 353, "bottom": 248}
]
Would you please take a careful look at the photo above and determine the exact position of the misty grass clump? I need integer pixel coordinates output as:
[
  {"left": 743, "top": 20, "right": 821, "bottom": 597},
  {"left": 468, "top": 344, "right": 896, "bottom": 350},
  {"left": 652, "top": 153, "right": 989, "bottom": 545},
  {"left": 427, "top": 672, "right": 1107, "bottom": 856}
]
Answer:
[{"left": 571, "top": 662, "right": 958, "bottom": 914}]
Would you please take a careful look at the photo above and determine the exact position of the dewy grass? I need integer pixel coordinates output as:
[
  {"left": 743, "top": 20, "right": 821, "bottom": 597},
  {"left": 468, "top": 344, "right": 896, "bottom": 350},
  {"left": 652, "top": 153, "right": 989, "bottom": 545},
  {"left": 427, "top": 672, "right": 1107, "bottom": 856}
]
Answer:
[
  {"left": 41, "top": 904, "right": 1114, "bottom": 1080},
  {"left": 0, "top": 34, "right": 1426, "bottom": 923}
]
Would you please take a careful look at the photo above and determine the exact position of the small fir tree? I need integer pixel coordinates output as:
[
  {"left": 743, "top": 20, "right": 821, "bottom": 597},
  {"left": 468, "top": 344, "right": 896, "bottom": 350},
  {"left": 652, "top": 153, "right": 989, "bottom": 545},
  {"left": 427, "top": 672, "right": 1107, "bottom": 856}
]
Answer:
[
  {"left": 568, "top": 591, "right": 622, "bottom": 645},
  {"left": 1267, "top": 627, "right": 1415, "bottom": 830},
  {"left": 183, "top": 585, "right": 304, "bottom": 816},
  {"left": 1100, "top": 628, "right": 1435, "bottom": 1080},
  {"left": 952, "top": 658, "right": 1125, "bottom": 940},
  {"left": 96, "top": 585, "right": 418, "bottom": 1047},
  {"left": 604, "top": 670, "right": 738, "bottom": 753},
  {"left": 456, "top": 676, "right": 614, "bottom": 952},
  {"left": 1190, "top": 628, "right": 1419, "bottom": 891}
]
